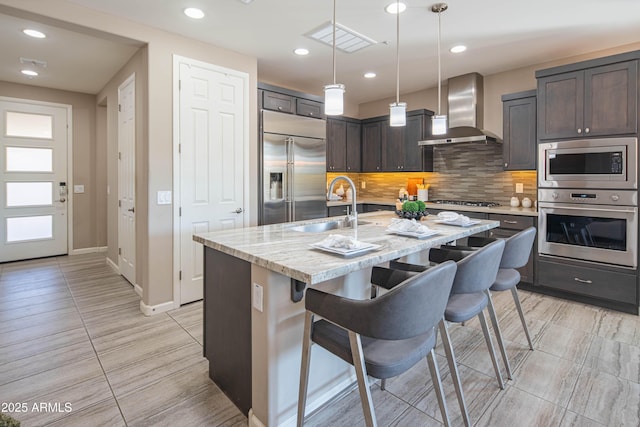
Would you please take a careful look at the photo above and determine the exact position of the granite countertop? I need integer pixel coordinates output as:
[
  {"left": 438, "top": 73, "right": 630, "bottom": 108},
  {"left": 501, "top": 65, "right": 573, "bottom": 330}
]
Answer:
[
  {"left": 327, "top": 198, "right": 538, "bottom": 217},
  {"left": 193, "top": 211, "right": 499, "bottom": 285}
]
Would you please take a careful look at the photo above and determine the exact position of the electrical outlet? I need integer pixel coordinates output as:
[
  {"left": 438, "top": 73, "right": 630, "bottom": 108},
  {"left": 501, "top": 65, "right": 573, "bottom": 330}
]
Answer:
[
  {"left": 515, "top": 183, "right": 524, "bottom": 193},
  {"left": 253, "top": 283, "right": 263, "bottom": 312},
  {"left": 361, "top": 181, "right": 366, "bottom": 189}
]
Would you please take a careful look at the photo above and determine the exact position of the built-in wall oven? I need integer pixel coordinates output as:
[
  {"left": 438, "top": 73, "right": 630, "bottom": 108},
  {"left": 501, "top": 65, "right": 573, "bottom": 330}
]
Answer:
[{"left": 538, "top": 137, "right": 638, "bottom": 269}]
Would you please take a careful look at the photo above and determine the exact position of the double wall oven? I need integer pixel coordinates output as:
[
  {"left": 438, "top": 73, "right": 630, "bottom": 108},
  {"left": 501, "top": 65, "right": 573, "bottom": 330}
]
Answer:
[{"left": 538, "top": 137, "right": 638, "bottom": 269}]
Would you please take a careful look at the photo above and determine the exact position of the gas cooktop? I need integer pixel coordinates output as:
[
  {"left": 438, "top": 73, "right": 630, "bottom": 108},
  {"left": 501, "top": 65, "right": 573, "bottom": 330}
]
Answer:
[{"left": 431, "top": 199, "right": 501, "bottom": 207}]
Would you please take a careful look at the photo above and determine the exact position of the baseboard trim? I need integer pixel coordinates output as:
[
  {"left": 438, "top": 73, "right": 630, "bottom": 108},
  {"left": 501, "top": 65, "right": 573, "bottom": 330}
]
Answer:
[
  {"left": 71, "top": 246, "right": 108, "bottom": 255},
  {"left": 139, "top": 299, "right": 176, "bottom": 316},
  {"left": 105, "top": 257, "right": 119, "bottom": 273},
  {"left": 134, "top": 284, "right": 143, "bottom": 297},
  {"left": 248, "top": 409, "right": 266, "bottom": 427}
]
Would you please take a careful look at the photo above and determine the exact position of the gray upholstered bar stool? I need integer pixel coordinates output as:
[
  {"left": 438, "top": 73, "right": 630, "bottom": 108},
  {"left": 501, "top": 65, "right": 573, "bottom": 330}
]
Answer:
[
  {"left": 297, "top": 261, "right": 457, "bottom": 427},
  {"left": 458, "top": 227, "right": 537, "bottom": 350},
  {"left": 370, "top": 239, "right": 506, "bottom": 427}
]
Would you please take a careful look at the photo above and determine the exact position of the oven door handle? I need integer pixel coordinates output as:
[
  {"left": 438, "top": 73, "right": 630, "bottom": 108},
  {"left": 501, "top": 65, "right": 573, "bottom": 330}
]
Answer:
[{"left": 539, "top": 204, "right": 637, "bottom": 214}]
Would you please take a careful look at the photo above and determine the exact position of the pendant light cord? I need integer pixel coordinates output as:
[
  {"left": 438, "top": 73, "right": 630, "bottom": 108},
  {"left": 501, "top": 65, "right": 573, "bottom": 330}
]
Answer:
[
  {"left": 437, "top": 7, "right": 442, "bottom": 115},
  {"left": 395, "top": 0, "right": 400, "bottom": 103},
  {"left": 332, "top": 0, "right": 337, "bottom": 85}
]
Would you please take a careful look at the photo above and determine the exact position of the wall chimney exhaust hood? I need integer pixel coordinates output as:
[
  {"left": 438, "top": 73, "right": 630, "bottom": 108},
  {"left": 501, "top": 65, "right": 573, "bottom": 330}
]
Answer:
[{"left": 419, "top": 72, "right": 501, "bottom": 146}]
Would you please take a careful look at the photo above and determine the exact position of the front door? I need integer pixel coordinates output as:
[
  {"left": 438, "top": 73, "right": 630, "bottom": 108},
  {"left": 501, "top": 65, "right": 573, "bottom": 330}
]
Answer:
[
  {"left": 0, "top": 98, "right": 69, "bottom": 262},
  {"left": 177, "top": 57, "right": 248, "bottom": 304}
]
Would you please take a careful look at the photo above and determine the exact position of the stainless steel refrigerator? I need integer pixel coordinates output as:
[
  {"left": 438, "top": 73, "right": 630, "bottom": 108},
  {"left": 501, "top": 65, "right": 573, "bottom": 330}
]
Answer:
[{"left": 260, "top": 110, "right": 327, "bottom": 225}]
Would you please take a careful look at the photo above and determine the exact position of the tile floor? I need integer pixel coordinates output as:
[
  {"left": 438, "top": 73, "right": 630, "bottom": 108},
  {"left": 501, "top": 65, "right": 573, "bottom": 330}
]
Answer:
[{"left": 1, "top": 253, "right": 639, "bottom": 426}]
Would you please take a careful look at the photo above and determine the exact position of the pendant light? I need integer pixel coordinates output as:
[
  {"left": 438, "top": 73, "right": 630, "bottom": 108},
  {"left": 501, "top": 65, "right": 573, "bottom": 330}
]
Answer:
[
  {"left": 389, "top": 0, "right": 406, "bottom": 126},
  {"left": 431, "top": 3, "right": 448, "bottom": 135},
  {"left": 324, "top": 0, "right": 345, "bottom": 116}
]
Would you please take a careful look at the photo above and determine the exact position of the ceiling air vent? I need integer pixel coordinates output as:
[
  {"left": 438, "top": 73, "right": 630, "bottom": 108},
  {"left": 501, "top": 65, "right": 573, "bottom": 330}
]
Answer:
[{"left": 305, "top": 21, "right": 377, "bottom": 53}]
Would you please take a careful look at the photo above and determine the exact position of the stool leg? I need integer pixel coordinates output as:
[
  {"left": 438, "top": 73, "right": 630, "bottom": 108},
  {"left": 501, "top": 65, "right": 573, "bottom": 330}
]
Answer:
[
  {"left": 478, "top": 310, "right": 505, "bottom": 390},
  {"left": 485, "top": 290, "right": 513, "bottom": 379},
  {"left": 439, "top": 319, "right": 471, "bottom": 427},
  {"left": 348, "top": 331, "right": 378, "bottom": 427},
  {"left": 297, "top": 311, "right": 314, "bottom": 427},
  {"left": 511, "top": 287, "right": 534, "bottom": 350},
  {"left": 427, "top": 348, "right": 451, "bottom": 427},
  {"left": 380, "top": 378, "right": 386, "bottom": 391}
]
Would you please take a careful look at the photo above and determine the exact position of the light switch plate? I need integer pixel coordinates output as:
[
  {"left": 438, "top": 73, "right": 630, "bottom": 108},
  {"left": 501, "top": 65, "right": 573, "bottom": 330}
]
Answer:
[
  {"left": 157, "top": 190, "right": 172, "bottom": 205},
  {"left": 74, "top": 184, "right": 85, "bottom": 193},
  {"left": 253, "top": 283, "right": 263, "bottom": 312},
  {"left": 515, "top": 183, "right": 524, "bottom": 193}
]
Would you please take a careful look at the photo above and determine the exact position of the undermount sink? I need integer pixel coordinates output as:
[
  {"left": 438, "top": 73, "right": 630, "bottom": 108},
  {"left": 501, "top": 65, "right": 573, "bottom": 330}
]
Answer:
[{"left": 289, "top": 219, "right": 371, "bottom": 233}]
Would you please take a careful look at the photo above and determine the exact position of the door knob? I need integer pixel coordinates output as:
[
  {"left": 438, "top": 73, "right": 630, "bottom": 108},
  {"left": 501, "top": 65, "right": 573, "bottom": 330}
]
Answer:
[
  {"left": 128, "top": 207, "right": 135, "bottom": 213},
  {"left": 234, "top": 208, "right": 243, "bottom": 213},
  {"left": 58, "top": 197, "right": 66, "bottom": 203}
]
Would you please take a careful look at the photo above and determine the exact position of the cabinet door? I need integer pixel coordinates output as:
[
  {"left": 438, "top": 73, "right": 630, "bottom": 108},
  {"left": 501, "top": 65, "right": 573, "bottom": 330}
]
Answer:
[
  {"left": 382, "top": 124, "right": 404, "bottom": 171},
  {"left": 362, "top": 121, "right": 382, "bottom": 171},
  {"left": 345, "top": 121, "right": 361, "bottom": 172},
  {"left": 262, "top": 91, "right": 295, "bottom": 114},
  {"left": 537, "top": 71, "right": 584, "bottom": 140},
  {"left": 503, "top": 95, "right": 536, "bottom": 170},
  {"left": 296, "top": 98, "right": 325, "bottom": 120},
  {"left": 403, "top": 114, "right": 424, "bottom": 171},
  {"left": 584, "top": 61, "right": 638, "bottom": 136},
  {"left": 326, "top": 118, "right": 346, "bottom": 171}
]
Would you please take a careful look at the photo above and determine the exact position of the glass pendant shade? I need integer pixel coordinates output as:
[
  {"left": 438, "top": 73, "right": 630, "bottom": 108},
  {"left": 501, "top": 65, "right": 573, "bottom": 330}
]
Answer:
[
  {"left": 389, "top": 102, "right": 407, "bottom": 127},
  {"left": 324, "top": 84, "right": 345, "bottom": 115},
  {"left": 432, "top": 114, "right": 448, "bottom": 135}
]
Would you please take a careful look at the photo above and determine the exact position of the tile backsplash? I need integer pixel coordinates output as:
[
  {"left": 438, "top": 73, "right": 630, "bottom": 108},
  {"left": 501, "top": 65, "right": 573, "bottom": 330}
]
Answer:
[{"left": 327, "top": 143, "right": 537, "bottom": 206}]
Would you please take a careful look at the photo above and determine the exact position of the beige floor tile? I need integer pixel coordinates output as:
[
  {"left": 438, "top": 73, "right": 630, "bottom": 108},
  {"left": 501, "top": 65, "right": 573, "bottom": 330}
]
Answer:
[
  {"left": 550, "top": 303, "right": 604, "bottom": 334},
  {"left": 560, "top": 410, "right": 605, "bottom": 426},
  {"left": 0, "top": 310, "right": 85, "bottom": 347},
  {"left": 519, "top": 292, "right": 567, "bottom": 323},
  {"left": 536, "top": 323, "right": 593, "bottom": 363},
  {"left": 0, "top": 305, "right": 79, "bottom": 334},
  {"left": 594, "top": 310, "right": 640, "bottom": 346},
  {"left": 0, "top": 296, "right": 77, "bottom": 321},
  {"left": 511, "top": 350, "right": 581, "bottom": 407},
  {"left": 476, "top": 385, "right": 565, "bottom": 427},
  {"left": 106, "top": 341, "right": 204, "bottom": 397},
  {"left": 567, "top": 366, "right": 640, "bottom": 425},
  {"left": 46, "top": 397, "right": 126, "bottom": 427},
  {"left": 0, "top": 327, "right": 90, "bottom": 365},
  {"left": 0, "top": 288, "right": 72, "bottom": 311},
  {"left": 388, "top": 406, "right": 442, "bottom": 427},
  {"left": 583, "top": 335, "right": 640, "bottom": 383}
]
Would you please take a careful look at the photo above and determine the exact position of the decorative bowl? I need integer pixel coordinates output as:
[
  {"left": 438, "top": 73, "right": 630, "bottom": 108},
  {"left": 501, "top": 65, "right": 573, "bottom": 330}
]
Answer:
[{"left": 395, "top": 210, "right": 427, "bottom": 220}]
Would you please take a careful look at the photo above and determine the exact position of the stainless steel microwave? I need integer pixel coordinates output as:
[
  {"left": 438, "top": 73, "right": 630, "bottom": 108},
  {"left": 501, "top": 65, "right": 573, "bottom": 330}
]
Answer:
[{"left": 538, "top": 137, "right": 637, "bottom": 189}]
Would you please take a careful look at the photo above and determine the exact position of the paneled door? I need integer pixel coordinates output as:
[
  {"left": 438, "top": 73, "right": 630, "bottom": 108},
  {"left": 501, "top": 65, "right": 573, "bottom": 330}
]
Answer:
[
  {"left": 118, "top": 74, "right": 136, "bottom": 284},
  {"left": 0, "top": 98, "right": 69, "bottom": 262},
  {"left": 176, "top": 57, "right": 248, "bottom": 304}
]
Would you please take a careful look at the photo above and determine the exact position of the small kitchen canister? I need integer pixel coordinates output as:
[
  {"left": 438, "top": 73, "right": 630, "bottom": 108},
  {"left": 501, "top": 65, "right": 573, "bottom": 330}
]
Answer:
[{"left": 510, "top": 196, "right": 520, "bottom": 207}]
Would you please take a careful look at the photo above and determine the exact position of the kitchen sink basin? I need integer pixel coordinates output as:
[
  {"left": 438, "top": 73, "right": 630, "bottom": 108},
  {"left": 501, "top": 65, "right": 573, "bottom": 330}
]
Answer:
[{"left": 289, "top": 219, "right": 371, "bottom": 232}]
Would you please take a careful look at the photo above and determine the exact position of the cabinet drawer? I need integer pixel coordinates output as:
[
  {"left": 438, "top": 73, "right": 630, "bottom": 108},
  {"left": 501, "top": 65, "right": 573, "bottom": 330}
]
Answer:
[
  {"left": 296, "top": 98, "right": 325, "bottom": 119},
  {"left": 538, "top": 258, "right": 637, "bottom": 304},
  {"left": 488, "top": 214, "right": 534, "bottom": 230},
  {"left": 263, "top": 91, "right": 295, "bottom": 113}
]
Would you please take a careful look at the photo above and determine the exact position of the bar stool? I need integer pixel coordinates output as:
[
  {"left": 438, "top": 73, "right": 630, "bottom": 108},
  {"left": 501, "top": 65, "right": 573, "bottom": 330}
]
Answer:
[
  {"left": 297, "top": 261, "right": 457, "bottom": 427},
  {"left": 370, "top": 239, "right": 506, "bottom": 427}
]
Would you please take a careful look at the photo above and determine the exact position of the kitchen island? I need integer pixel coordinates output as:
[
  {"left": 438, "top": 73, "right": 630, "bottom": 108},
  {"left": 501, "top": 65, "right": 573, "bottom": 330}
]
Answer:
[{"left": 193, "top": 211, "right": 499, "bottom": 427}]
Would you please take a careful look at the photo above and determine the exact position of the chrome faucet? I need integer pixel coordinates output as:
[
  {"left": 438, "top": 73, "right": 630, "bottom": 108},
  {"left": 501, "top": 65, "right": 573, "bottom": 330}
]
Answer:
[{"left": 327, "top": 175, "right": 358, "bottom": 239}]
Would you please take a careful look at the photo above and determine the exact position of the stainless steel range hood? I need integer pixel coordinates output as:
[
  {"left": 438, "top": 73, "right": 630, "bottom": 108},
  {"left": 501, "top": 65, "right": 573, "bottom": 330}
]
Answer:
[{"left": 419, "top": 72, "right": 501, "bottom": 146}]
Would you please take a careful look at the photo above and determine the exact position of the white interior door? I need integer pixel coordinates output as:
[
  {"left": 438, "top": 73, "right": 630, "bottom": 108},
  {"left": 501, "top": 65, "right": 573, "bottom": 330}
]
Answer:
[
  {"left": 118, "top": 75, "right": 136, "bottom": 284},
  {"left": 177, "top": 59, "right": 247, "bottom": 304},
  {"left": 0, "top": 99, "right": 69, "bottom": 262}
]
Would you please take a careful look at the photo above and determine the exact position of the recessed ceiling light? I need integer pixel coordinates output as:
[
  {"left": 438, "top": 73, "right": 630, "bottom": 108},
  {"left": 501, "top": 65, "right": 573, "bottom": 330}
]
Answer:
[
  {"left": 385, "top": 2, "right": 407, "bottom": 14},
  {"left": 294, "top": 48, "right": 309, "bottom": 56},
  {"left": 450, "top": 45, "right": 467, "bottom": 53},
  {"left": 363, "top": 72, "right": 376, "bottom": 79},
  {"left": 23, "top": 29, "right": 46, "bottom": 39},
  {"left": 184, "top": 7, "right": 205, "bottom": 19},
  {"left": 21, "top": 70, "right": 38, "bottom": 77}
]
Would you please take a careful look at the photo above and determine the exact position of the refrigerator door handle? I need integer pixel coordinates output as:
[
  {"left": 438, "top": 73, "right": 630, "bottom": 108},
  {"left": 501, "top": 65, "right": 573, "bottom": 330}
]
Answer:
[{"left": 290, "top": 138, "right": 295, "bottom": 221}]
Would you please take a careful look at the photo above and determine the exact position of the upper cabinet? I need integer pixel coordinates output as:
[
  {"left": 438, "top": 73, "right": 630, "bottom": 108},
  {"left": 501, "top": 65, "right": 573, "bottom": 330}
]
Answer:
[
  {"left": 327, "top": 117, "right": 361, "bottom": 172},
  {"left": 362, "top": 109, "right": 434, "bottom": 172},
  {"left": 259, "top": 82, "right": 325, "bottom": 120},
  {"left": 502, "top": 90, "right": 536, "bottom": 170},
  {"left": 537, "top": 54, "right": 638, "bottom": 140}
]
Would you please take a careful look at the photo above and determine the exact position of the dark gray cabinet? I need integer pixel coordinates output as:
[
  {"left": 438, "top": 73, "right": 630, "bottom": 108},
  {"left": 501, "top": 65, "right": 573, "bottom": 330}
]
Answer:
[
  {"left": 361, "top": 109, "right": 434, "bottom": 172},
  {"left": 327, "top": 204, "right": 363, "bottom": 217},
  {"left": 501, "top": 90, "right": 536, "bottom": 170},
  {"left": 537, "top": 56, "right": 638, "bottom": 140},
  {"left": 327, "top": 117, "right": 361, "bottom": 172},
  {"left": 259, "top": 82, "right": 325, "bottom": 120}
]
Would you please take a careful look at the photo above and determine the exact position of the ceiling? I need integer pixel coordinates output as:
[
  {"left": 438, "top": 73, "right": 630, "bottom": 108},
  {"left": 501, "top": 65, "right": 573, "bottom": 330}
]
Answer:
[{"left": 1, "top": 0, "right": 640, "bottom": 106}]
